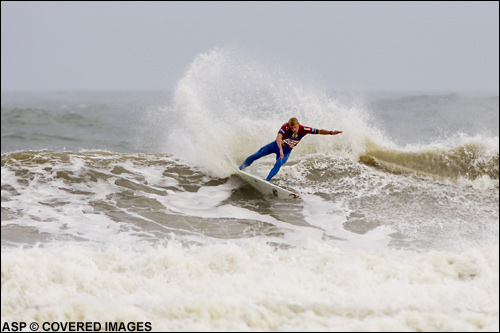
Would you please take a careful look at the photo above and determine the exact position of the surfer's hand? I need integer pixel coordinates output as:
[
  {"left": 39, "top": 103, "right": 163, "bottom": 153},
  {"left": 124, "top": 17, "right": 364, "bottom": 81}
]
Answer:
[
  {"left": 280, "top": 151, "right": 284, "bottom": 160},
  {"left": 330, "top": 130, "right": 342, "bottom": 135}
]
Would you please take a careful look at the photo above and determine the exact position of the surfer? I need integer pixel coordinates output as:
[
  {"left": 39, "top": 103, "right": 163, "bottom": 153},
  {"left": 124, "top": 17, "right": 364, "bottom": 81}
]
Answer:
[{"left": 239, "top": 117, "right": 342, "bottom": 181}]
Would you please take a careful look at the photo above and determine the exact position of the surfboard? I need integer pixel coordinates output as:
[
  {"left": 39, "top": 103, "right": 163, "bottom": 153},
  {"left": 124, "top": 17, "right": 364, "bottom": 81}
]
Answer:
[{"left": 236, "top": 169, "right": 300, "bottom": 199}]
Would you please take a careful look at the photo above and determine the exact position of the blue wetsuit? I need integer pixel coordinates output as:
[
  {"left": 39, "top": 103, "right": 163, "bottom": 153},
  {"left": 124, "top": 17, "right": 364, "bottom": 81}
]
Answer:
[
  {"left": 239, "top": 123, "right": 318, "bottom": 181},
  {"left": 239, "top": 141, "right": 292, "bottom": 181}
]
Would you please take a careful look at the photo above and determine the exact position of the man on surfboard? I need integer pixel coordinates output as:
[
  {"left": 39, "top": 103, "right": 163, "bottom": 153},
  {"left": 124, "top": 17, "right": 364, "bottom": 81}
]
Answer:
[{"left": 239, "top": 117, "right": 342, "bottom": 181}]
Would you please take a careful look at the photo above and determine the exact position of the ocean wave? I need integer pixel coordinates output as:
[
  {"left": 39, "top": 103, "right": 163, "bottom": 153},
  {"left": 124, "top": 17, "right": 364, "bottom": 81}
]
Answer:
[
  {"left": 2, "top": 149, "right": 497, "bottom": 251},
  {"left": 361, "top": 137, "right": 499, "bottom": 181},
  {"left": 1, "top": 242, "right": 498, "bottom": 331}
]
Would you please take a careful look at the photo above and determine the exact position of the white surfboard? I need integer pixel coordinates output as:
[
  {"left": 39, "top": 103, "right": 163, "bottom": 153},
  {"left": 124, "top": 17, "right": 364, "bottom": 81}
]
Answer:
[{"left": 236, "top": 169, "right": 300, "bottom": 199}]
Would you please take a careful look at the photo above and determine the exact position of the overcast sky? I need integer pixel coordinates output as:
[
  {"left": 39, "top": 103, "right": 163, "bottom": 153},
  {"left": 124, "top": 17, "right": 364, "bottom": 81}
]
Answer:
[{"left": 1, "top": 1, "right": 498, "bottom": 92}]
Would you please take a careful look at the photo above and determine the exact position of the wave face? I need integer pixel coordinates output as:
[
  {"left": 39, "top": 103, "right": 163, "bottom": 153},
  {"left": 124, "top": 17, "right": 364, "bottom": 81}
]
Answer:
[
  {"left": 361, "top": 137, "right": 499, "bottom": 180},
  {"left": 1, "top": 47, "right": 499, "bottom": 331}
]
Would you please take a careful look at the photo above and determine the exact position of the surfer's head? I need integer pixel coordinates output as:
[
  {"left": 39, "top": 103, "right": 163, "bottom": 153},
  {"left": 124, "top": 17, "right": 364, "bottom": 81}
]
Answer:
[{"left": 288, "top": 117, "right": 299, "bottom": 134}]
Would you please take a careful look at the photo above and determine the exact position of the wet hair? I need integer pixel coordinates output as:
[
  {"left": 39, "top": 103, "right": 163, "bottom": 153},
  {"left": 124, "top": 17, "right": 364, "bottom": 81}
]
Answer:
[{"left": 288, "top": 117, "right": 299, "bottom": 126}]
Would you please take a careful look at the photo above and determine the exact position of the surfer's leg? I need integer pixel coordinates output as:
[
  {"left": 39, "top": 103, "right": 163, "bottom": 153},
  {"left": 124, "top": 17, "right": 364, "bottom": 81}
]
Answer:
[
  {"left": 265, "top": 149, "right": 291, "bottom": 181},
  {"left": 239, "top": 142, "right": 275, "bottom": 170},
  {"left": 266, "top": 160, "right": 283, "bottom": 181}
]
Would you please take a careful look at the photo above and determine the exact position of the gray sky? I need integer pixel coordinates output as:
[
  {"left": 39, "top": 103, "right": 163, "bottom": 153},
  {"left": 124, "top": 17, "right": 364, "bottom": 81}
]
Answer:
[{"left": 1, "top": 1, "right": 498, "bottom": 92}]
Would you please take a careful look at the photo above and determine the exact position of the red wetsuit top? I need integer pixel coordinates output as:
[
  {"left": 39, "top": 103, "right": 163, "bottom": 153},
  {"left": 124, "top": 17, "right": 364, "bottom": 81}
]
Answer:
[{"left": 278, "top": 123, "right": 318, "bottom": 149}]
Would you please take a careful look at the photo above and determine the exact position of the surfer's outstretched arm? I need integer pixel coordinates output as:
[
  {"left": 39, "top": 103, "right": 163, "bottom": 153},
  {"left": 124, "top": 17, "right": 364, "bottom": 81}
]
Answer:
[{"left": 318, "top": 129, "right": 342, "bottom": 135}]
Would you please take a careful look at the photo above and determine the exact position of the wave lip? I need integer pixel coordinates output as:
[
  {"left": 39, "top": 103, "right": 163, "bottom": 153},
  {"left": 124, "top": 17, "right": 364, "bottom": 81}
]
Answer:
[{"left": 361, "top": 137, "right": 499, "bottom": 181}]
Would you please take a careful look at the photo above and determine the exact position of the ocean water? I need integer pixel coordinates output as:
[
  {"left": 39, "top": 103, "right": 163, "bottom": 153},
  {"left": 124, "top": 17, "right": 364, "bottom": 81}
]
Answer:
[{"left": 1, "top": 48, "right": 499, "bottom": 331}]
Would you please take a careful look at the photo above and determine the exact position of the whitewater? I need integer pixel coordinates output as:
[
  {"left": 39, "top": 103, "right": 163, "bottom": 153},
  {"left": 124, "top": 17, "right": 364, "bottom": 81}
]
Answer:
[{"left": 1, "top": 47, "right": 498, "bottom": 331}]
